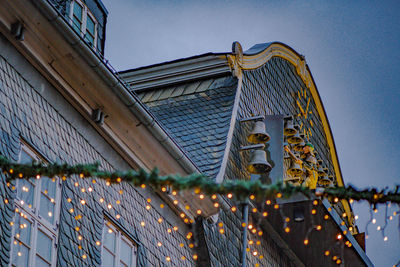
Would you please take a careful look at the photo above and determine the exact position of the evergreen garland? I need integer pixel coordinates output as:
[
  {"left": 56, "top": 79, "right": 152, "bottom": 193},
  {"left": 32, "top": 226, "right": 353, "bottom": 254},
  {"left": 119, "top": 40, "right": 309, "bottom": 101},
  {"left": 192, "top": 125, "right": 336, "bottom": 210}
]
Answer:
[{"left": 1, "top": 156, "right": 399, "bottom": 204}]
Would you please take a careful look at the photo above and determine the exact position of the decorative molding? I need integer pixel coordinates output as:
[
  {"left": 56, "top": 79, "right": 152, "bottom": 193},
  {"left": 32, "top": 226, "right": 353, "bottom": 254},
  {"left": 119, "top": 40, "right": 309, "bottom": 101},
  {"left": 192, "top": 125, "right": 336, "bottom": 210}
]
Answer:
[
  {"left": 227, "top": 41, "right": 243, "bottom": 78},
  {"left": 119, "top": 55, "right": 231, "bottom": 91}
]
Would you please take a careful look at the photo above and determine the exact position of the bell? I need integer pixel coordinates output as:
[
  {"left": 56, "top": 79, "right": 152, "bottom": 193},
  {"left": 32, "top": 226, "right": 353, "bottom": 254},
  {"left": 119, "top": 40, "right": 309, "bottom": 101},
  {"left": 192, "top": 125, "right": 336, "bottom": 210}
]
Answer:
[
  {"left": 287, "top": 127, "right": 303, "bottom": 144},
  {"left": 247, "top": 149, "right": 272, "bottom": 174},
  {"left": 317, "top": 160, "right": 325, "bottom": 176},
  {"left": 284, "top": 118, "right": 297, "bottom": 136},
  {"left": 247, "top": 121, "right": 270, "bottom": 144},
  {"left": 287, "top": 159, "right": 303, "bottom": 177},
  {"left": 305, "top": 153, "right": 317, "bottom": 165},
  {"left": 293, "top": 134, "right": 305, "bottom": 151},
  {"left": 318, "top": 175, "right": 333, "bottom": 187}
]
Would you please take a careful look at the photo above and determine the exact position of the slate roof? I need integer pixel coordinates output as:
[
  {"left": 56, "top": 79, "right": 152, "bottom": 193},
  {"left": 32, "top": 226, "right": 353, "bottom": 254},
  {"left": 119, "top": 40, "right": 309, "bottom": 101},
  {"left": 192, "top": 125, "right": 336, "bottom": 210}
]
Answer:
[{"left": 137, "top": 76, "right": 237, "bottom": 178}]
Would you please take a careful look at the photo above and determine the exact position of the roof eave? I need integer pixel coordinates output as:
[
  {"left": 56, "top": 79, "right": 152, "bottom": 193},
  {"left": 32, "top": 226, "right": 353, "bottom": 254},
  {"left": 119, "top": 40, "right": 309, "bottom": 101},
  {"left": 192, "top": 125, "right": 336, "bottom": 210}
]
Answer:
[{"left": 118, "top": 53, "right": 233, "bottom": 92}]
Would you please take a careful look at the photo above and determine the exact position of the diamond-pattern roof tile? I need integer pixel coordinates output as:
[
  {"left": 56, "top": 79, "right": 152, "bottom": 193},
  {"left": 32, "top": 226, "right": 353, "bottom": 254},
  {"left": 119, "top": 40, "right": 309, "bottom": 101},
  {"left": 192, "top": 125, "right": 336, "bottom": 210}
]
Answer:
[{"left": 137, "top": 76, "right": 237, "bottom": 178}]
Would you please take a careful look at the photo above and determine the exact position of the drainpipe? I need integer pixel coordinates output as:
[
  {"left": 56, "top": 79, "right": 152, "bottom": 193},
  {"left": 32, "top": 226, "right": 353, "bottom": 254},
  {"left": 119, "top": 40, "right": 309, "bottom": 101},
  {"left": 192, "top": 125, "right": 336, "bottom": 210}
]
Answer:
[
  {"left": 241, "top": 201, "right": 249, "bottom": 267},
  {"left": 32, "top": 0, "right": 200, "bottom": 175}
]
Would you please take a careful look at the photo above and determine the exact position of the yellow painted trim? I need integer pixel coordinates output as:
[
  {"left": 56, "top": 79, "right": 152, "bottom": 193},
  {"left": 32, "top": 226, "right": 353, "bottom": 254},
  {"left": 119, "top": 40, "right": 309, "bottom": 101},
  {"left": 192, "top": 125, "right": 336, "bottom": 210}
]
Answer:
[{"left": 234, "top": 43, "right": 354, "bottom": 230}]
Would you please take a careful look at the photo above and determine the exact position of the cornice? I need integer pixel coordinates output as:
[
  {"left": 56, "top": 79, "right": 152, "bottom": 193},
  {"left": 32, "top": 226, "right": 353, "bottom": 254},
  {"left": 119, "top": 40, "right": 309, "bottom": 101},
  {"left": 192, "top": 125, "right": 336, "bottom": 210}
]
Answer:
[{"left": 119, "top": 54, "right": 232, "bottom": 91}]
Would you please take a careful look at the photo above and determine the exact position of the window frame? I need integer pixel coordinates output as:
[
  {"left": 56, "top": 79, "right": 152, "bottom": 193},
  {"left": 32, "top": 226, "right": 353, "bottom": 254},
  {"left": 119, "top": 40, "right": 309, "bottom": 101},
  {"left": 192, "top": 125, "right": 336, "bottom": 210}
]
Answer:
[
  {"left": 69, "top": 0, "right": 98, "bottom": 49},
  {"left": 101, "top": 218, "right": 138, "bottom": 267},
  {"left": 9, "top": 142, "right": 61, "bottom": 267}
]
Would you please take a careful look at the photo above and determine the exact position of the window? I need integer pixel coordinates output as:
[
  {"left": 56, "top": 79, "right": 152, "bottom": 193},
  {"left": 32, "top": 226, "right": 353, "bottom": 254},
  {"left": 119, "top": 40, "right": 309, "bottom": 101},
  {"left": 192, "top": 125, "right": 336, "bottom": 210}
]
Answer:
[
  {"left": 10, "top": 143, "right": 61, "bottom": 267},
  {"left": 69, "top": 0, "right": 97, "bottom": 48},
  {"left": 102, "top": 221, "right": 137, "bottom": 267}
]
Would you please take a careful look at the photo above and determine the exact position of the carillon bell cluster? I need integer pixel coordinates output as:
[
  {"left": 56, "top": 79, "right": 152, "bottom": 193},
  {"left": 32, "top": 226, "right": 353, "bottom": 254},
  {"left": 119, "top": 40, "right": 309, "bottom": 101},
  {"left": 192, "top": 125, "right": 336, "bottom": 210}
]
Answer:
[
  {"left": 283, "top": 116, "right": 334, "bottom": 188},
  {"left": 241, "top": 117, "right": 272, "bottom": 175}
]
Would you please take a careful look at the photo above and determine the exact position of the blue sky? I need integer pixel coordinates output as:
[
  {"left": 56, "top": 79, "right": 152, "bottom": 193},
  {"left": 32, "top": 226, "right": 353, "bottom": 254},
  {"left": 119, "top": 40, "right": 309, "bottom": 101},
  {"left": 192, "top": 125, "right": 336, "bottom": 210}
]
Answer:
[{"left": 101, "top": 0, "right": 400, "bottom": 265}]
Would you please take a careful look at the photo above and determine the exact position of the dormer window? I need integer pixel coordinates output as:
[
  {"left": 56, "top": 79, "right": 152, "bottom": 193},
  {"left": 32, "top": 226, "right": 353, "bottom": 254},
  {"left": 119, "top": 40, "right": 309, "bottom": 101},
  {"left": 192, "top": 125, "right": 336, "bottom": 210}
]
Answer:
[{"left": 69, "top": 0, "right": 97, "bottom": 48}]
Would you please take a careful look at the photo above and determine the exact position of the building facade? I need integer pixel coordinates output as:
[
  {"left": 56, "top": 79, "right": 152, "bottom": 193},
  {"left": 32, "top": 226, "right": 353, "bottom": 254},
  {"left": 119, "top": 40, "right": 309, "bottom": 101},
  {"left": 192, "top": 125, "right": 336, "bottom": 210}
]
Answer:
[{"left": 0, "top": 0, "right": 371, "bottom": 266}]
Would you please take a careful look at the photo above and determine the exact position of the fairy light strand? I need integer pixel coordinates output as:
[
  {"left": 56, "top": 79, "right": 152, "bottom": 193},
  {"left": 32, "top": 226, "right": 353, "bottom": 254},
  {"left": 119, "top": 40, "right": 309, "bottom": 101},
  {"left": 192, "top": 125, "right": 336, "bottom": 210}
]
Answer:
[{"left": 1, "top": 156, "right": 400, "bottom": 204}]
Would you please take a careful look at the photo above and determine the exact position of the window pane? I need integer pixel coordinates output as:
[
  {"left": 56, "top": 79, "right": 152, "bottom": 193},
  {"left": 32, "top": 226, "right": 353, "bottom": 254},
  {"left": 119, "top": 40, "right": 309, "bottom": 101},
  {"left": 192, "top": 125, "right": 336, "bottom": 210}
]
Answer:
[
  {"left": 11, "top": 243, "right": 29, "bottom": 267},
  {"left": 41, "top": 177, "right": 56, "bottom": 198},
  {"left": 103, "top": 228, "right": 116, "bottom": 252},
  {"left": 72, "top": 2, "right": 83, "bottom": 33},
  {"left": 35, "top": 256, "right": 51, "bottom": 267},
  {"left": 36, "top": 230, "right": 52, "bottom": 262},
  {"left": 102, "top": 249, "right": 115, "bottom": 267},
  {"left": 17, "top": 179, "right": 35, "bottom": 208},
  {"left": 16, "top": 217, "right": 32, "bottom": 245},
  {"left": 19, "top": 150, "right": 33, "bottom": 164},
  {"left": 73, "top": 2, "right": 83, "bottom": 21},
  {"left": 120, "top": 239, "right": 132, "bottom": 266},
  {"left": 72, "top": 17, "right": 82, "bottom": 33},
  {"left": 86, "top": 16, "right": 95, "bottom": 35},
  {"left": 39, "top": 194, "right": 55, "bottom": 224},
  {"left": 85, "top": 34, "right": 94, "bottom": 47}
]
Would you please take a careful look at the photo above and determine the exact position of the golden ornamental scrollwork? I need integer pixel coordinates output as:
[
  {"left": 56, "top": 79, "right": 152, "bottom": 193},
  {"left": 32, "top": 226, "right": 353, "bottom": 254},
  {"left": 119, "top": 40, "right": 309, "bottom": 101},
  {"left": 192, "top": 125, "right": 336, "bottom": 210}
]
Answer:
[{"left": 227, "top": 41, "right": 244, "bottom": 78}]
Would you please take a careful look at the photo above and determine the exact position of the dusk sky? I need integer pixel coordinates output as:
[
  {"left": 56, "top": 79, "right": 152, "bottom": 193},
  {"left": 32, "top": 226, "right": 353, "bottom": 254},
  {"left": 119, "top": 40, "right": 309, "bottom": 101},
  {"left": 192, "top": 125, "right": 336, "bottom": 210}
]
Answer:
[{"left": 101, "top": 0, "right": 400, "bottom": 265}]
